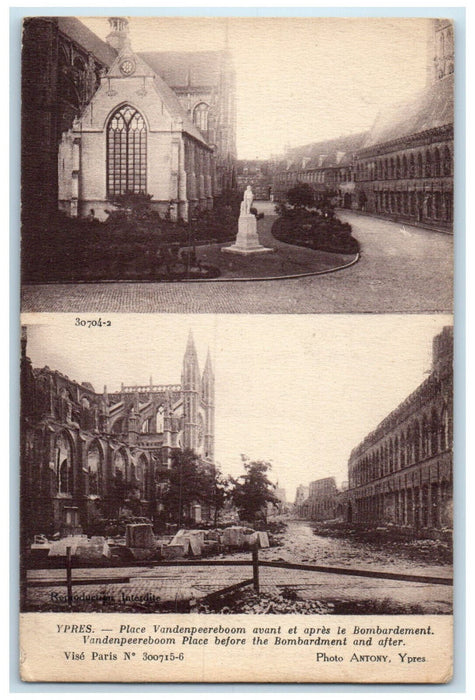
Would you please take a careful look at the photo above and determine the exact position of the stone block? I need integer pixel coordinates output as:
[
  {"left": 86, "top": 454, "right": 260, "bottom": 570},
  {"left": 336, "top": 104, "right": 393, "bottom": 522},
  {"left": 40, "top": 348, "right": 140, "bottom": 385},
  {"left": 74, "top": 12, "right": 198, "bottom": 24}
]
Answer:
[
  {"left": 75, "top": 537, "right": 111, "bottom": 561},
  {"left": 125, "top": 523, "right": 155, "bottom": 549},
  {"left": 162, "top": 544, "right": 187, "bottom": 559}
]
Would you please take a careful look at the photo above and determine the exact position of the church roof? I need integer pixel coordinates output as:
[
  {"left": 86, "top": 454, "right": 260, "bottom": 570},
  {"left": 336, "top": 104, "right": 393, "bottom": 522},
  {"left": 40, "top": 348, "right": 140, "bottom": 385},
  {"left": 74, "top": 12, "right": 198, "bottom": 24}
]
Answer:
[
  {"left": 150, "top": 72, "right": 209, "bottom": 146},
  {"left": 59, "top": 19, "right": 213, "bottom": 146},
  {"left": 57, "top": 17, "right": 117, "bottom": 67},
  {"left": 361, "top": 73, "right": 454, "bottom": 150},
  {"left": 138, "top": 51, "right": 225, "bottom": 88}
]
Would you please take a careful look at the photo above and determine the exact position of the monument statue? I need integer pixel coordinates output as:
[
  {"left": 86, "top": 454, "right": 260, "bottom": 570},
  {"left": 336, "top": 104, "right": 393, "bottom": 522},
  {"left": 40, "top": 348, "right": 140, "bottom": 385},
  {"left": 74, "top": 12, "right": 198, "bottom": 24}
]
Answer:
[
  {"left": 222, "top": 186, "right": 273, "bottom": 256},
  {"left": 242, "top": 185, "right": 254, "bottom": 215}
]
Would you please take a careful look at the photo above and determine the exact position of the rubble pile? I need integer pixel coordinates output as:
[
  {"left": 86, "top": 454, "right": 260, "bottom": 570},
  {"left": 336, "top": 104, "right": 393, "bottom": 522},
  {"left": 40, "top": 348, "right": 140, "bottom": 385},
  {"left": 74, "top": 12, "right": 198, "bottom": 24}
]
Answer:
[
  {"left": 197, "top": 586, "right": 333, "bottom": 614},
  {"left": 310, "top": 524, "right": 453, "bottom": 566},
  {"left": 31, "top": 524, "right": 272, "bottom": 564}
]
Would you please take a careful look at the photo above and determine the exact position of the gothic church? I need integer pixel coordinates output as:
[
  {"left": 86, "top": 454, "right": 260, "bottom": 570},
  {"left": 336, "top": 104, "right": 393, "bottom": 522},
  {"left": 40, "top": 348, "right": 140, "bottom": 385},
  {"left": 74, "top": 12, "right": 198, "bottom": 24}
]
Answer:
[
  {"left": 21, "top": 330, "right": 215, "bottom": 535},
  {"left": 22, "top": 16, "right": 236, "bottom": 224}
]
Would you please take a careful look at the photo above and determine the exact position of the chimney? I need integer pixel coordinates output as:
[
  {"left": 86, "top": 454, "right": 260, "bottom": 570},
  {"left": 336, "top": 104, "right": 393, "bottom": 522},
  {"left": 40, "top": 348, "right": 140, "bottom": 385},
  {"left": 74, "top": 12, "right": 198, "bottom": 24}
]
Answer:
[{"left": 106, "top": 17, "right": 131, "bottom": 53}]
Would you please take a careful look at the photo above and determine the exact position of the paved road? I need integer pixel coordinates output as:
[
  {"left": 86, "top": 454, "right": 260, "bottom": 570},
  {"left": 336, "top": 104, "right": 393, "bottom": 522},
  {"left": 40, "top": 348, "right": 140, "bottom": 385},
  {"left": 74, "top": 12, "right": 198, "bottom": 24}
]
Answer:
[
  {"left": 26, "top": 521, "right": 452, "bottom": 613},
  {"left": 21, "top": 208, "right": 453, "bottom": 314}
]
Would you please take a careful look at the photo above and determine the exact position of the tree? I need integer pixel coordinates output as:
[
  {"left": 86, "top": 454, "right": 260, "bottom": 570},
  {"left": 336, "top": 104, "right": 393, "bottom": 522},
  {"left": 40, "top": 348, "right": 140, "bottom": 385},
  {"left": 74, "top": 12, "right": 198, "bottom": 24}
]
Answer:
[
  {"left": 107, "top": 191, "right": 155, "bottom": 221},
  {"left": 286, "top": 182, "right": 315, "bottom": 209},
  {"left": 211, "top": 470, "right": 231, "bottom": 526},
  {"left": 164, "top": 449, "right": 216, "bottom": 526},
  {"left": 105, "top": 472, "right": 140, "bottom": 519},
  {"left": 229, "top": 458, "right": 279, "bottom": 524}
]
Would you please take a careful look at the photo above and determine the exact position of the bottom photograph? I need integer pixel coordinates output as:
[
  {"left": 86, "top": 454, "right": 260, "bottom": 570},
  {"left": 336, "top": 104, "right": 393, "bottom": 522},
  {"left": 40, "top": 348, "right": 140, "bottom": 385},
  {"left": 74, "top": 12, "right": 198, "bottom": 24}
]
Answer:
[{"left": 20, "top": 313, "right": 453, "bottom": 617}]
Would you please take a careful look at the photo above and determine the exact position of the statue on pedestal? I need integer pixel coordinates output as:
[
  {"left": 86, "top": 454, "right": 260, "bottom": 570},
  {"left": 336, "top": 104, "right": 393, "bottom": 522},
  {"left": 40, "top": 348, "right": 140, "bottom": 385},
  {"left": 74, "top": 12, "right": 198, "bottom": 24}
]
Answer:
[
  {"left": 241, "top": 185, "right": 254, "bottom": 215},
  {"left": 222, "top": 186, "right": 273, "bottom": 256}
]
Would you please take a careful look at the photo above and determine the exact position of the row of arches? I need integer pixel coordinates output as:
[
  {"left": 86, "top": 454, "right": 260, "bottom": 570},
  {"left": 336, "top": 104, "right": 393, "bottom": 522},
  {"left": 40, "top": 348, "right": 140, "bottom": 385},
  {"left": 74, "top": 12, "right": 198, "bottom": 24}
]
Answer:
[
  {"left": 335, "top": 168, "right": 353, "bottom": 184},
  {"left": 50, "top": 431, "right": 155, "bottom": 501},
  {"left": 356, "top": 145, "right": 452, "bottom": 182},
  {"left": 373, "top": 189, "right": 453, "bottom": 223},
  {"left": 350, "top": 479, "right": 452, "bottom": 528},
  {"left": 349, "top": 404, "right": 451, "bottom": 488}
]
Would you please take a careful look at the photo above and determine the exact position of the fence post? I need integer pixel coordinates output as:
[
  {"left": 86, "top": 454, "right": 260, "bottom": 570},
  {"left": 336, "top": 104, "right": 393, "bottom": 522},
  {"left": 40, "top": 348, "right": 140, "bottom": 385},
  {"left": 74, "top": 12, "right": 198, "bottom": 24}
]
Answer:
[
  {"left": 252, "top": 543, "right": 259, "bottom": 594},
  {"left": 66, "top": 546, "right": 73, "bottom": 608}
]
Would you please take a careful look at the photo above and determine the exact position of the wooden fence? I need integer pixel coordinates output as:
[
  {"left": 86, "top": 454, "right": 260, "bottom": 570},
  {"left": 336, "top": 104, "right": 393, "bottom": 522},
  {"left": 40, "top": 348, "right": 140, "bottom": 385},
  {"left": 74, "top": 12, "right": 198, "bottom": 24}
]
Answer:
[{"left": 25, "top": 544, "right": 452, "bottom": 608}]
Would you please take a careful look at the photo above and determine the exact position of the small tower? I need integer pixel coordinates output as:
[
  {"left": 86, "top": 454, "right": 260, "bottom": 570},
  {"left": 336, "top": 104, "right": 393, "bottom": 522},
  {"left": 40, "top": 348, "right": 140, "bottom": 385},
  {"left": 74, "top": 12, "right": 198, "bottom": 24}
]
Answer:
[
  {"left": 201, "top": 349, "right": 215, "bottom": 460},
  {"left": 106, "top": 17, "right": 131, "bottom": 54},
  {"left": 181, "top": 331, "right": 200, "bottom": 451}
]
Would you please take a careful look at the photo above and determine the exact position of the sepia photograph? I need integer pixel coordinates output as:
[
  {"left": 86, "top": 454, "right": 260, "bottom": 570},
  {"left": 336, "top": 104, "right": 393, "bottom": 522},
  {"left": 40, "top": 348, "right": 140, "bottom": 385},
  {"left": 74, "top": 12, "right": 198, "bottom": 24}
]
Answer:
[
  {"left": 20, "top": 15, "right": 454, "bottom": 314},
  {"left": 20, "top": 314, "right": 453, "bottom": 617},
  {"left": 15, "top": 8, "right": 459, "bottom": 687}
]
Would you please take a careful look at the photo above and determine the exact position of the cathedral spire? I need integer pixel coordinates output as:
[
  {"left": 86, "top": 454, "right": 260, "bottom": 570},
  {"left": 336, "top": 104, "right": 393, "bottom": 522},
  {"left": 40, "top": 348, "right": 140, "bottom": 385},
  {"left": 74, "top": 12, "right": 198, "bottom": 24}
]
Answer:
[
  {"left": 185, "top": 329, "right": 197, "bottom": 357},
  {"left": 203, "top": 348, "right": 213, "bottom": 376},
  {"left": 182, "top": 330, "right": 200, "bottom": 391}
]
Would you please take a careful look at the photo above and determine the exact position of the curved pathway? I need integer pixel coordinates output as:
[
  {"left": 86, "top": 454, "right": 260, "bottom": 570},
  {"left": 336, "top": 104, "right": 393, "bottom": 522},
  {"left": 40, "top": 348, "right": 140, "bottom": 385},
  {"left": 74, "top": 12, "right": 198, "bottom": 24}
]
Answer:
[{"left": 21, "top": 204, "right": 453, "bottom": 313}]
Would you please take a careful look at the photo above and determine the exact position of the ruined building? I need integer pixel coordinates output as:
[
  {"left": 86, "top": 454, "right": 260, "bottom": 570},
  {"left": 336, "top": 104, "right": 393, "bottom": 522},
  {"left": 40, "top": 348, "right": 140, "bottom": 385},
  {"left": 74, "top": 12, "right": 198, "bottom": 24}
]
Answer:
[{"left": 20, "top": 329, "right": 214, "bottom": 535}]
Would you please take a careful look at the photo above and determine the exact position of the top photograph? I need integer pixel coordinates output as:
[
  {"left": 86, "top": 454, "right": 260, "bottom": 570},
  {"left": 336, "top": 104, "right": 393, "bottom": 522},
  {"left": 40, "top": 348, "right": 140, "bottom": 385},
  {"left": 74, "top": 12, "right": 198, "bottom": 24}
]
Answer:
[{"left": 20, "top": 15, "right": 454, "bottom": 314}]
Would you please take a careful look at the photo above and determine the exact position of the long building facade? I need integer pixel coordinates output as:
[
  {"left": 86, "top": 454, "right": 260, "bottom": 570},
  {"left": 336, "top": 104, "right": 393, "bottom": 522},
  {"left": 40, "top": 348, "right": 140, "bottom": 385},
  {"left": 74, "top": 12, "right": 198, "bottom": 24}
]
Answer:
[
  {"left": 272, "top": 132, "right": 367, "bottom": 210},
  {"left": 272, "top": 19, "right": 454, "bottom": 232},
  {"left": 20, "top": 329, "right": 215, "bottom": 537},
  {"left": 353, "top": 19, "right": 454, "bottom": 231},
  {"left": 344, "top": 326, "right": 453, "bottom": 530}
]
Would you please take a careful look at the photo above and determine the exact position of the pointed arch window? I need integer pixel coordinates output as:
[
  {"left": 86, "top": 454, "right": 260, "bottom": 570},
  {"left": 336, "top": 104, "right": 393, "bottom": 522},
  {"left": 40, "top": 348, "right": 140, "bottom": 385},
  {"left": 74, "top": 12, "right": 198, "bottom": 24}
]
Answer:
[
  {"left": 107, "top": 105, "right": 147, "bottom": 196},
  {"left": 193, "top": 102, "right": 209, "bottom": 132},
  {"left": 55, "top": 432, "right": 73, "bottom": 496},
  {"left": 87, "top": 442, "right": 103, "bottom": 496}
]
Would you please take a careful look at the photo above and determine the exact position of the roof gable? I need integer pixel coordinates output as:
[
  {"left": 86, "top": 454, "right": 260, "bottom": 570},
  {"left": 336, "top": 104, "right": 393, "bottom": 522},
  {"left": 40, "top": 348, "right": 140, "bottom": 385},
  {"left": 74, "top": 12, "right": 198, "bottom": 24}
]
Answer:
[{"left": 138, "top": 50, "right": 224, "bottom": 88}]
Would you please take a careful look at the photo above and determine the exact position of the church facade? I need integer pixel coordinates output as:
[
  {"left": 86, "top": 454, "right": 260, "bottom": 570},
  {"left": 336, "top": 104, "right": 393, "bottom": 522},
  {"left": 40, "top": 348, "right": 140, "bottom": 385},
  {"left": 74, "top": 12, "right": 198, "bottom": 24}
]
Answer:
[
  {"left": 21, "top": 16, "right": 237, "bottom": 224},
  {"left": 20, "top": 329, "right": 215, "bottom": 536}
]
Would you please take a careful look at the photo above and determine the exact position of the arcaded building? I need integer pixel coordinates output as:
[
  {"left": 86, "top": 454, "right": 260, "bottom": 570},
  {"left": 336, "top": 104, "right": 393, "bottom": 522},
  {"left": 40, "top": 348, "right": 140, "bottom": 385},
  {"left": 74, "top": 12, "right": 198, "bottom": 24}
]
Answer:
[
  {"left": 345, "top": 326, "right": 453, "bottom": 530},
  {"left": 20, "top": 330, "right": 214, "bottom": 536},
  {"left": 354, "top": 20, "right": 454, "bottom": 231},
  {"left": 272, "top": 20, "right": 454, "bottom": 231},
  {"left": 21, "top": 16, "right": 236, "bottom": 224}
]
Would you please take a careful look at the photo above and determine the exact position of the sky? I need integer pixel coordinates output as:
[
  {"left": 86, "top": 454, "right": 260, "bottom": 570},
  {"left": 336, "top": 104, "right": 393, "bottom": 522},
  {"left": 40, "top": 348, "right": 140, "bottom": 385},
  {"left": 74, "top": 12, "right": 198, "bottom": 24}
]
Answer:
[
  {"left": 80, "top": 16, "right": 431, "bottom": 159},
  {"left": 23, "top": 313, "right": 451, "bottom": 503}
]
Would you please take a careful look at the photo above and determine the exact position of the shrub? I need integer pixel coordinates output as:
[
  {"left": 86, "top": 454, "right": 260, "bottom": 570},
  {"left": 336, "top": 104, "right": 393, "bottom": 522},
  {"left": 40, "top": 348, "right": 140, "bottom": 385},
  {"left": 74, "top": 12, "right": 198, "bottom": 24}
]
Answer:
[
  {"left": 250, "top": 207, "right": 264, "bottom": 220},
  {"left": 272, "top": 210, "right": 359, "bottom": 255},
  {"left": 274, "top": 202, "right": 295, "bottom": 218},
  {"left": 22, "top": 193, "right": 239, "bottom": 282},
  {"left": 286, "top": 182, "right": 315, "bottom": 209},
  {"left": 107, "top": 191, "right": 156, "bottom": 221}
]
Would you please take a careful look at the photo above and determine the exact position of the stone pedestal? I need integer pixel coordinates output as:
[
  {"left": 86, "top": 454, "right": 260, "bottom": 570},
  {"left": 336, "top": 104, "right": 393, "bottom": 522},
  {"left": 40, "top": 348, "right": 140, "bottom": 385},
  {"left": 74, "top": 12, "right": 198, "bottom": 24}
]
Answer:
[{"left": 222, "top": 214, "right": 273, "bottom": 255}]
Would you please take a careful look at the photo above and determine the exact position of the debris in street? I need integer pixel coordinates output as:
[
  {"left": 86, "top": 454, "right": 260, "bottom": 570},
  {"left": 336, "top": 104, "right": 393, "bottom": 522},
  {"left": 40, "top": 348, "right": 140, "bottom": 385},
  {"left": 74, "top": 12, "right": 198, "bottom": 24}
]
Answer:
[{"left": 195, "top": 586, "right": 333, "bottom": 614}]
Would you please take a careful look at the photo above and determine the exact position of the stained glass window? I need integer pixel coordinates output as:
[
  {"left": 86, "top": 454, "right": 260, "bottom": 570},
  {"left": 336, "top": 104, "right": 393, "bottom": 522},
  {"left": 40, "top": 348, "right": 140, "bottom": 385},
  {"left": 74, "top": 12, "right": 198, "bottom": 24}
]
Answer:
[{"left": 107, "top": 105, "right": 147, "bottom": 196}]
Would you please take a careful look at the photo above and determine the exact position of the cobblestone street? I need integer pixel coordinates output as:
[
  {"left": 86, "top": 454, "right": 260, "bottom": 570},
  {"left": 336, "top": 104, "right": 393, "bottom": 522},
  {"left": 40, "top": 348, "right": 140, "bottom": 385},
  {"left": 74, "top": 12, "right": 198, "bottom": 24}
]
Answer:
[
  {"left": 21, "top": 206, "right": 453, "bottom": 314},
  {"left": 26, "top": 521, "right": 452, "bottom": 613}
]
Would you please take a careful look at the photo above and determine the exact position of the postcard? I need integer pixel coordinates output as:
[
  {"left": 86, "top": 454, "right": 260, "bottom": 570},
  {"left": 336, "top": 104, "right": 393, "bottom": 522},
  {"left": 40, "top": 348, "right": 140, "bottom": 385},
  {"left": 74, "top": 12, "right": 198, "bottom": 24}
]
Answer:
[{"left": 17, "top": 13, "right": 456, "bottom": 685}]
